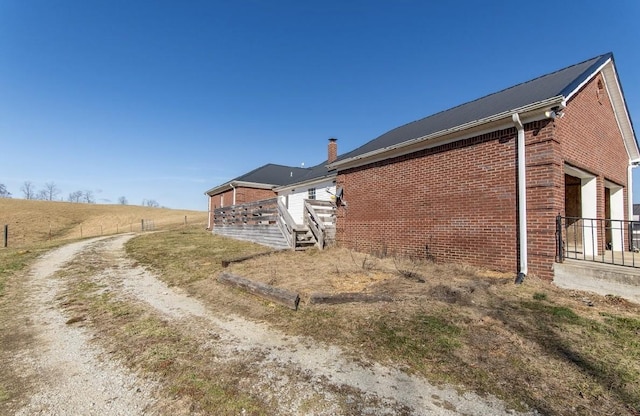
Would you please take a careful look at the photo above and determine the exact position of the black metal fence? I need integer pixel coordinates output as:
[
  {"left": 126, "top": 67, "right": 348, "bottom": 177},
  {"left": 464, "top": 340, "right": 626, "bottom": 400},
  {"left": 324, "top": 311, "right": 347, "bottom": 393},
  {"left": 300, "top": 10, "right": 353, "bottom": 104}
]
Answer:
[{"left": 556, "top": 215, "right": 640, "bottom": 267}]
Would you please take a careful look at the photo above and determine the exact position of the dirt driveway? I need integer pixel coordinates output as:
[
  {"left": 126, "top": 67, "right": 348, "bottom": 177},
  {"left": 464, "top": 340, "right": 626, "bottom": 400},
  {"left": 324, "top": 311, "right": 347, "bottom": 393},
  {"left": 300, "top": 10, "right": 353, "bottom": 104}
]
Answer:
[{"left": 2, "top": 235, "right": 534, "bottom": 415}]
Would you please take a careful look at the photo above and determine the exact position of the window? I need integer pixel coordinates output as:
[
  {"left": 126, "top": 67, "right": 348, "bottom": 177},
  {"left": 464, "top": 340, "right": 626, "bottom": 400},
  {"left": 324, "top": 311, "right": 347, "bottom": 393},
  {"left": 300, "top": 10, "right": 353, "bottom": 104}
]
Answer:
[{"left": 308, "top": 188, "right": 316, "bottom": 200}]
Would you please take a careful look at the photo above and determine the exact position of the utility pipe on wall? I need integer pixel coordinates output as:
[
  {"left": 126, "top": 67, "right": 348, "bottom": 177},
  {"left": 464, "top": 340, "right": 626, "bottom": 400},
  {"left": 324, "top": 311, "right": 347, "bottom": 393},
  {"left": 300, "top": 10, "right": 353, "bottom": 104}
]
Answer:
[
  {"left": 629, "top": 159, "right": 640, "bottom": 222},
  {"left": 230, "top": 183, "right": 237, "bottom": 205},
  {"left": 512, "top": 113, "right": 527, "bottom": 284}
]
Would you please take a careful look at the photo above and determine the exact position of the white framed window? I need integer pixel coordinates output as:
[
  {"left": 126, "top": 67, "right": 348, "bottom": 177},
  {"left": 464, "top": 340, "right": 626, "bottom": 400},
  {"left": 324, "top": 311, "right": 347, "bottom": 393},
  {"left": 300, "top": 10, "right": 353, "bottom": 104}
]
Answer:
[{"left": 308, "top": 188, "right": 316, "bottom": 200}]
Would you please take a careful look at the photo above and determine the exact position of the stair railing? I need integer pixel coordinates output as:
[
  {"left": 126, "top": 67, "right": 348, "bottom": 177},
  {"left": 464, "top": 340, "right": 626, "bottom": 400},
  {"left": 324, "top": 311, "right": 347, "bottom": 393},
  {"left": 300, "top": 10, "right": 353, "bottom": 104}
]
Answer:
[
  {"left": 304, "top": 201, "right": 325, "bottom": 250},
  {"left": 277, "top": 198, "right": 297, "bottom": 249}
]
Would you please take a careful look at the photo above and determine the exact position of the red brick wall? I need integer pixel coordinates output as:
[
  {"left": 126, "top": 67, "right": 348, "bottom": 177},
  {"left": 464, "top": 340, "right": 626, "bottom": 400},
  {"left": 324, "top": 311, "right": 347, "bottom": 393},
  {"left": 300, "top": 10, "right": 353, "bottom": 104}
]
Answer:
[
  {"left": 336, "top": 128, "right": 521, "bottom": 272},
  {"left": 336, "top": 73, "right": 631, "bottom": 280},
  {"left": 556, "top": 73, "right": 630, "bottom": 216},
  {"left": 235, "top": 188, "right": 275, "bottom": 204},
  {"left": 522, "top": 120, "right": 562, "bottom": 279}
]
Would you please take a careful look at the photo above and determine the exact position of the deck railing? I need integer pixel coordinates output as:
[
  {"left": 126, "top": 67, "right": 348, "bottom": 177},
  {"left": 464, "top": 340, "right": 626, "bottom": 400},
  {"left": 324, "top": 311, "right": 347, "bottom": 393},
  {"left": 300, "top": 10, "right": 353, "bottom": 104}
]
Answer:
[
  {"left": 556, "top": 215, "right": 640, "bottom": 268},
  {"left": 213, "top": 198, "right": 279, "bottom": 226}
]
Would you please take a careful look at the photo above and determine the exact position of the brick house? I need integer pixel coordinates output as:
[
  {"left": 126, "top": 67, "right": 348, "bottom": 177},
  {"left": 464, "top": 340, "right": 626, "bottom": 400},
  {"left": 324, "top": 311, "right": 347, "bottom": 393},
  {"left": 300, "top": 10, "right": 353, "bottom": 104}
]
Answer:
[
  {"left": 327, "top": 53, "right": 639, "bottom": 280},
  {"left": 205, "top": 164, "right": 309, "bottom": 229},
  {"left": 205, "top": 140, "right": 339, "bottom": 232}
]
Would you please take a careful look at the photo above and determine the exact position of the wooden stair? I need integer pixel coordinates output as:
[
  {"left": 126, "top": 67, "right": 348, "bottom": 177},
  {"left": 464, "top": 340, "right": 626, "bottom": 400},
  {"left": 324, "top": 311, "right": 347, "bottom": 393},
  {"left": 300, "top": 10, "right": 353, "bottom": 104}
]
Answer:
[{"left": 211, "top": 197, "right": 336, "bottom": 251}]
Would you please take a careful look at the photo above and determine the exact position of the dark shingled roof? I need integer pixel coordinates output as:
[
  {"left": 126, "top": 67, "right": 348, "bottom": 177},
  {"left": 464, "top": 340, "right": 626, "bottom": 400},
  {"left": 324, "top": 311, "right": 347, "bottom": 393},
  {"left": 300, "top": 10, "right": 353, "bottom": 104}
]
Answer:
[
  {"left": 335, "top": 53, "right": 613, "bottom": 163},
  {"left": 206, "top": 159, "right": 336, "bottom": 195},
  {"left": 278, "top": 161, "right": 334, "bottom": 188},
  {"left": 232, "top": 163, "right": 310, "bottom": 186},
  {"left": 205, "top": 163, "right": 310, "bottom": 195}
]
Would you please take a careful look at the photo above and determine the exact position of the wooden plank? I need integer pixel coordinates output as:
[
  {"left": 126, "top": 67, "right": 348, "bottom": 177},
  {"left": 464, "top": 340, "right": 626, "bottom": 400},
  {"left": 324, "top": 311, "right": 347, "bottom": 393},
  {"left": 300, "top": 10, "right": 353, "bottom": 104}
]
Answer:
[
  {"left": 218, "top": 272, "right": 300, "bottom": 310},
  {"left": 221, "top": 250, "right": 278, "bottom": 267},
  {"left": 213, "top": 197, "right": 278, "bottom": 215},
  {"left": 308, "top": 292, "right": 393, "bottom": 305}
]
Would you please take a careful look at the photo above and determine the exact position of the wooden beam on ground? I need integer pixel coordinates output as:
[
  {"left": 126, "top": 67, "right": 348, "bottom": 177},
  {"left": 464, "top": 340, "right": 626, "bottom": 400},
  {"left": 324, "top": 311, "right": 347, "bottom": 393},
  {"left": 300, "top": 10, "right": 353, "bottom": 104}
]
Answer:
[
  {"left": 221, "top": 250, "right": 279, "bottom": 267},
  {"left": 308, "top": 292, "right": 393, "bottom": 305},
  {"left": 218, "top": 272, "right": 300, "bottom": 310}
]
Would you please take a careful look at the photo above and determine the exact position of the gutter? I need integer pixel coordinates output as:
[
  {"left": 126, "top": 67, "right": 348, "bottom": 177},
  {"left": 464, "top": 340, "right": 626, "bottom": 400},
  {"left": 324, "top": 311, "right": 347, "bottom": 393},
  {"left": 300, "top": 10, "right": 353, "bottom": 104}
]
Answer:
[
  {"left": 273, "top": 173, "right": 337, "bottom": 193},
  {"left": 512, "top": 113, "right": 527, "bottom": 284},
  {"left": 204, "top": 180, "right": 276, "bottom": 197}
]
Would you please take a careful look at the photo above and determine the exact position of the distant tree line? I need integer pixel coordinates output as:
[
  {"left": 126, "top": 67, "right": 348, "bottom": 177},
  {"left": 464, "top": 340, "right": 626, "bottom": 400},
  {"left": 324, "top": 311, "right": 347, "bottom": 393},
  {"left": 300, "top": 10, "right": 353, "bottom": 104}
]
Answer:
[
  {"left": 0, "top": 181, "right": 160, "bottom": 207},
  {"left": 0, "top": 183, "right": 11, "bottom": 198}
]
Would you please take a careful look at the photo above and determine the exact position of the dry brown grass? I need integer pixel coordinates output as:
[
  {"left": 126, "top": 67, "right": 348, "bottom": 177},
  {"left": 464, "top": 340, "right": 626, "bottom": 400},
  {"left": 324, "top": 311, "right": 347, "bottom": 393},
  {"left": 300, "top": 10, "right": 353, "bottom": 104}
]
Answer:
[
  {"left": 3, "top": 223, "right": 639, "bottom": 415},
  {"left": 127, "top": 229, "right": 640, "bottom": 415},
  {"left": 0, "top": 198, "right": 207, "bottom": 247}
]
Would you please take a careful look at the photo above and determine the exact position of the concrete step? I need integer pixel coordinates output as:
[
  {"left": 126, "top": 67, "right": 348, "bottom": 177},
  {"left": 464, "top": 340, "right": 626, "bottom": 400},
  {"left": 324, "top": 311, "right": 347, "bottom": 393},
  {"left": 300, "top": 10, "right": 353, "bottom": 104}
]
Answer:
[{"left": 553, "top": 259, "right": 640, "bottom": 303}]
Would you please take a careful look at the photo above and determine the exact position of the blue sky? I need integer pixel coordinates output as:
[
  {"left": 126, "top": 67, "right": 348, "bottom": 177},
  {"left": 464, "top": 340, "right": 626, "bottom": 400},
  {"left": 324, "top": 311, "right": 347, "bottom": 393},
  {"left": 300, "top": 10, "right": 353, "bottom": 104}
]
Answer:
[{"left": 1, "top": 1, "right": 639, "bottom": 210}]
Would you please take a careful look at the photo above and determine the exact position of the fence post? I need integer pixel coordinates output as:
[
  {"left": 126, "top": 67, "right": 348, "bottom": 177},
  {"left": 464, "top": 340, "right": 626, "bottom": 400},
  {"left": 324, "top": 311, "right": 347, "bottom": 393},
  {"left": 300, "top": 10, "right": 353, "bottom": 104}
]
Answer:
[
  {"left": 184, "top": 215, "right": 187, "bottom": 226},
  {"left": 3, "top": 224, "right": 7, "bottom": 248},
  {"left": 555, "top": 214, "right": 563, "bottom": 263},
  {"left": 141, "top": 219, "right": 144, "bottom": 231}
]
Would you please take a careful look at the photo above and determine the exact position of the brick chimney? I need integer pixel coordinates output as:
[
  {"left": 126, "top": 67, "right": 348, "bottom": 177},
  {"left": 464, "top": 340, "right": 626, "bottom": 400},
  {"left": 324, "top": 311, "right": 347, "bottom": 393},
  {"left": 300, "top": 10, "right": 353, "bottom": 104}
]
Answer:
[{"left": 328, "top": 138, "right": 338, "bottom": 163}]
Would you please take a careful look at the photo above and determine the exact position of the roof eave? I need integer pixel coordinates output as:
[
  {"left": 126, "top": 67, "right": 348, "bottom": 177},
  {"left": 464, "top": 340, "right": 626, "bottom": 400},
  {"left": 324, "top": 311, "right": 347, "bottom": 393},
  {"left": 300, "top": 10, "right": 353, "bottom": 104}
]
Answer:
[
  {"left": 327, "top": 97, "right": 565, "bottom": 171},
  {"left": 274, "top": 173, "right": 337, "bottom": 192},
  {"left": 205, "top": 181, "right": 276, "bottom": 196},
  {"left": 600, "top": 60, "right": 639, "bottom": 161}
]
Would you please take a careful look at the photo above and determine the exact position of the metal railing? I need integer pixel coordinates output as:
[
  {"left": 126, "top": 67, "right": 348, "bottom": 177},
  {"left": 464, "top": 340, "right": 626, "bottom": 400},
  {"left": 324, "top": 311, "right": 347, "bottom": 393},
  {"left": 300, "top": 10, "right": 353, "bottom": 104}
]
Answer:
[{"left": 556, "top": 215, "right": 640, "bottom": 268}]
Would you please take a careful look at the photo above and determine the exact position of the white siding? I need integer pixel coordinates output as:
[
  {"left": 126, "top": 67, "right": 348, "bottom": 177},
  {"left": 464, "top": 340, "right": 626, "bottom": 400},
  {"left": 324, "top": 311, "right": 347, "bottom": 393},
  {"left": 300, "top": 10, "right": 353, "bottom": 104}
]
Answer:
[{"left": 279, "top": 180, "right": 335, "bottom": 225}]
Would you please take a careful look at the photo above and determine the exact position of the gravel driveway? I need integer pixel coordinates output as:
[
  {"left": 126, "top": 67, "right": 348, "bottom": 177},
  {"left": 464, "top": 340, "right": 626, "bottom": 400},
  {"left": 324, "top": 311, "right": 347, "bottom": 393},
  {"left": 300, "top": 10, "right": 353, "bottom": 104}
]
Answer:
[{"left": 7, "top": 235, "right": 535, "bottom": 415}]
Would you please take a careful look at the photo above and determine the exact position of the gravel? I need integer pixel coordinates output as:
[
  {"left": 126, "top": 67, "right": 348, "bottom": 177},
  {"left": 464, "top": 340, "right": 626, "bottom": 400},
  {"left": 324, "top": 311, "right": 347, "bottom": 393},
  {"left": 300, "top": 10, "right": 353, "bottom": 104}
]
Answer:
[
  {"left": 11, "top": 237, "right": 158, "bottom": 415},
  {"left": 11, "top": 235, "right": 538, "bottom": 415}
]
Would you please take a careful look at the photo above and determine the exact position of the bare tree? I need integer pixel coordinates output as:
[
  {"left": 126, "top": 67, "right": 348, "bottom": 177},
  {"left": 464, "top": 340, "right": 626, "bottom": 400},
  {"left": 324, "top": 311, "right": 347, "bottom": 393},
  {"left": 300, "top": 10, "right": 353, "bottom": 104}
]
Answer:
[
  {"left": 118, "top": 196, "right": 128, "bottom": 205},
  {"left": 83, "top": 190, "right": 95, "bottom": 204},
  {"left": 36, "top": 189, "right": 48, "bottom": 200},
  {"left": 68, "top": 190, "right": 83, "bottom": 203},
  {"left": 0, "top": 183, "right": 11, "bottom": 198},
  {"left": 43, "top": 182, "right": 61, "bottom": 201},
  {"left": 143, "top": 199, "right": 159, "bottom": 208},
  {"left": 21, "top": 181, "right": 36, "bottom": 200}
]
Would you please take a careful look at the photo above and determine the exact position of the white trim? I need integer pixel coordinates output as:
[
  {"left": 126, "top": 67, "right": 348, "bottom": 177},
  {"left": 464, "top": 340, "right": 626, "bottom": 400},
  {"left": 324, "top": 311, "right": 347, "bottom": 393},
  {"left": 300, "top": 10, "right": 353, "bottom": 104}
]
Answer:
[
  {"left": 604, "top": 179, "right": 623, "bottom": 190},
  {"left": 274, "top": 174, "right": 336, "bottom": 192},
  {"left": 205, "top": 180, "right": 275, "bottom": 196},
  {"left": 564, "top": 58, "right": 611, "bottom": 102},
  {"left": 602, "top": 61, "right": 640, "bottom": 160},
  {"left": 564, "top": 164, "right": 595, "bottom": 179},
  {"left": 582, "top": 177, "right": 598, "bottom": 256},
  {"left": 628, "top": 164, "right": 634, "bottom": 222},
  {"left": 606, "top": 184, "right": 625, "bottom": 251},
  {"left": 513, "top": 113, "right": 528, "bottom": 278},
  {"left": 330, "top": 57, "right": 638, "bottom": 172},
  {"left": 563, "top": 58, "right": 639, "bottom": 161}
]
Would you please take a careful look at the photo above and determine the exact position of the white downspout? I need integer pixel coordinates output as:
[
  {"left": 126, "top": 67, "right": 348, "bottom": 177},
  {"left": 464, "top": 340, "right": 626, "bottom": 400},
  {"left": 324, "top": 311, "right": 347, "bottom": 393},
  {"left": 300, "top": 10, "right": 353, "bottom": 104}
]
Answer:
[
  {"left": 629, "top": 159, "right": 640, "bottom": 221},
  {"left": 512, "top": 113, "right": 527, "bottom": 283},
  {"left": 207, "top": 195, "right": 212, "bottom": 230},
  {"left": 230, "top": 183, "right": 237, "bottom": 205},
  {"left": 629, "top": 164, "right": 634, "bottom": 222}
]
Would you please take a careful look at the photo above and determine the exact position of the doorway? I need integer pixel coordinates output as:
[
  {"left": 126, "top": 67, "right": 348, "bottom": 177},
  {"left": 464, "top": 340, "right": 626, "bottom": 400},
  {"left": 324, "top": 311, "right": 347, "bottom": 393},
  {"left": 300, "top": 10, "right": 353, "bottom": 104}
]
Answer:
[{"left": 564, "top": 165, "right": 597, "bottom": 256}]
